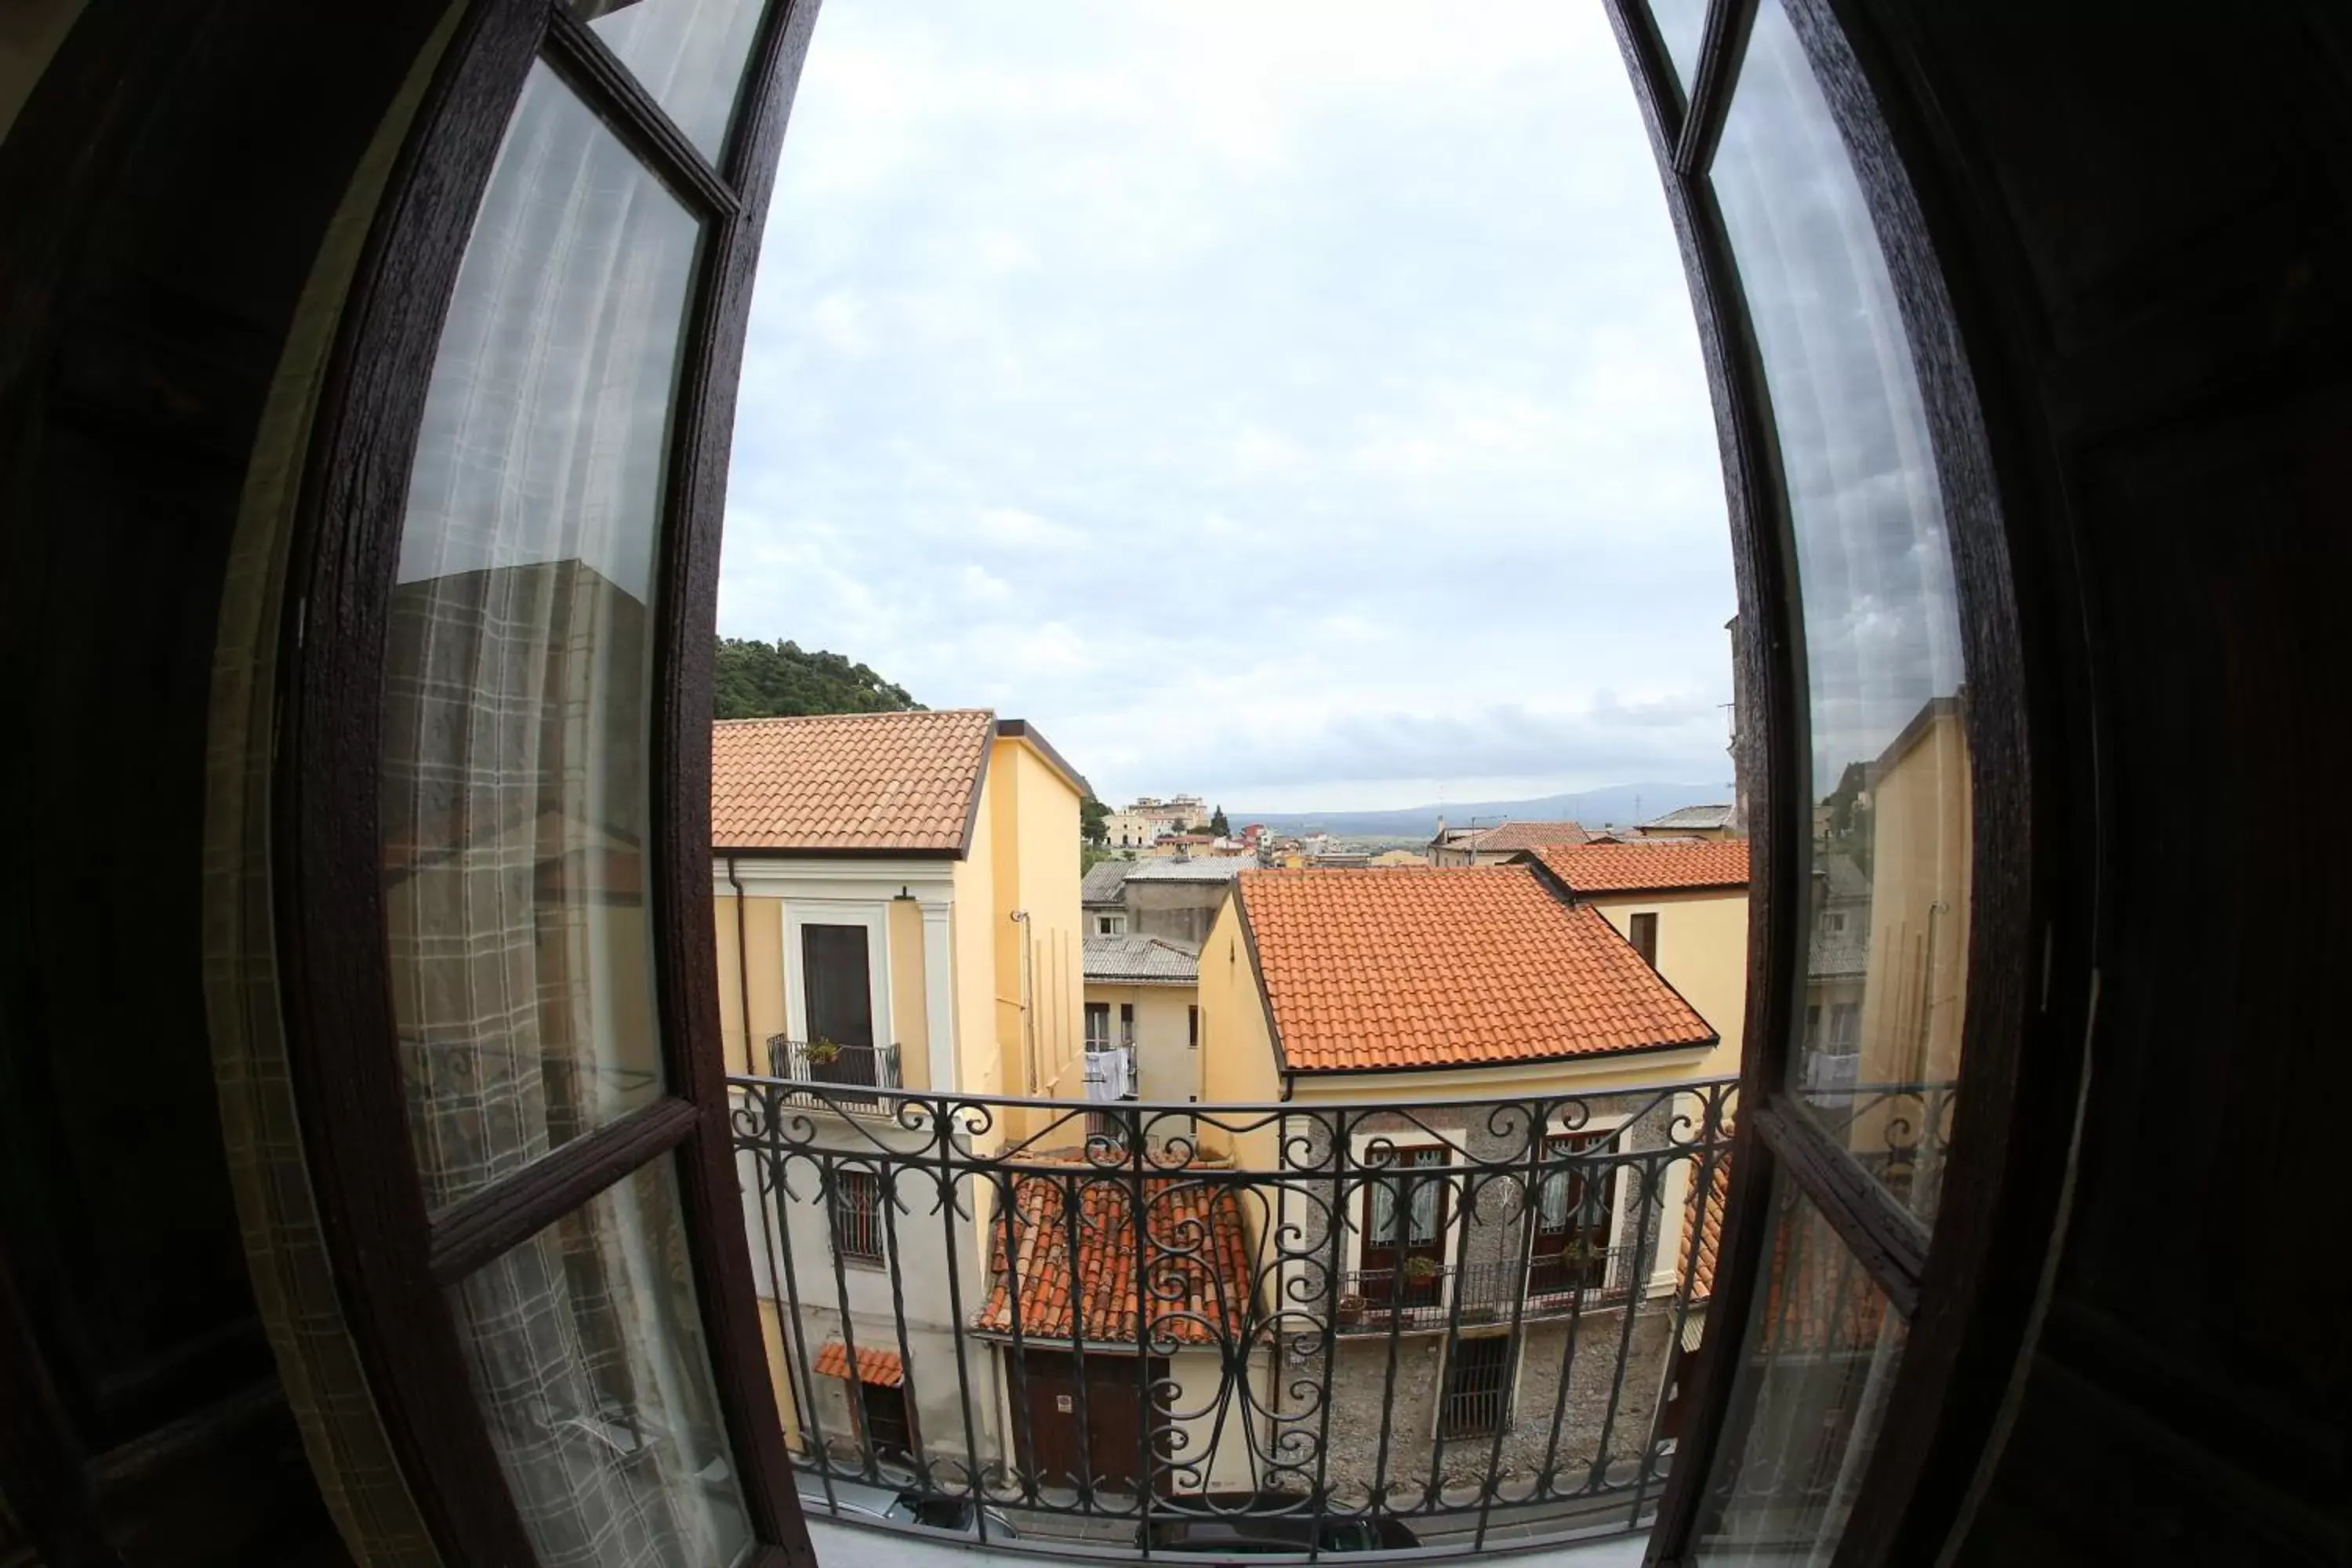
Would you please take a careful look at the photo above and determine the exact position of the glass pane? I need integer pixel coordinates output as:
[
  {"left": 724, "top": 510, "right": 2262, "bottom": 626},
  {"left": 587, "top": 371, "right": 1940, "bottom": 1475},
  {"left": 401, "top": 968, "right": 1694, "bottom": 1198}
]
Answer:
[
  {"left": 384, "top": 62, "right": 702, "bottom": 1210},
  {"left": 573, "top": 0, "right": 771, "bottom": 162},
  {"left": 1692, "top": 1175, "right": 1907, "bottom": 1565},
  {"left": 1711, "top": 0, "right": 1969, "bottom": 1225},
  {"left": 1648, "top": 0, "right": 1711, "bottom": 93},
  {"left": 451, "top": 1160, "right": 753, "bottom": 1566}
]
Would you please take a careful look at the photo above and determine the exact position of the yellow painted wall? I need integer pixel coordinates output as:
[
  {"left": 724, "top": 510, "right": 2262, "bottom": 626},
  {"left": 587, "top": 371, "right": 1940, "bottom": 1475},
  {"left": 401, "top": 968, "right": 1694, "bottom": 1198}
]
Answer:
[
  {"left": 713, "top": 886, "right": 787, "bottom": 1078},
  {"left": 1083, "top": 982, "right": 1198, "bottom": 1102},
  {"left": 988, "top": 735, "right": 1085, "bottom": 1107},
  {"left": 1584, "top": 887, "right": 1748, "bottom": 1080},
  {"left": 1859, "top": 707, "right": 1973, "bottom": 1086},
  {"left": 950, "top": 773, "right": 1003, "bottom": 1103},
  {"left": 1194, "top": 896, "right": 1282, "bottom": 1166}
]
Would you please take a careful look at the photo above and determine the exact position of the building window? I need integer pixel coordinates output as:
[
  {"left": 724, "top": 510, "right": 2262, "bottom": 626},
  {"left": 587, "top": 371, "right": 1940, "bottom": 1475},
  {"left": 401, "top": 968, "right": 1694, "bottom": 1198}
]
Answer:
[
  {"left": 1187, "top": 1005, "right": 1199, "bottom": 1051},
  {"left": 1440, "top": 1335, "right": 1515, "bottom": 1438},
  {"left": 831, "top": 1169, "right": 884, "bottom": 1264},
  {"left": 1530, "top": 1133, "right": 1615, "bottom": 1294},
  {"left": 1096, "top": 913, "right": 1125, "bottom": 935},
  {"left": 1119, "top": 1002, "right": 1136, "bottom": 1049},
  {"left": 1828, "top": 1003, "right": 1860, "bottom": 1051},
  {"left": 1630, "top": 911, "right": 1660, "bottom": 967},
  {"left": 1084, "top": 1001, "right": 1111, "bottom": 1051}
]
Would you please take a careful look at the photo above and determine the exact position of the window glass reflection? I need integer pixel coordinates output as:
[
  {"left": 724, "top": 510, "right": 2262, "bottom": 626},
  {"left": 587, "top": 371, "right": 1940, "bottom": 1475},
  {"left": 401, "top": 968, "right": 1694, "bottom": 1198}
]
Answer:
[
  {"left": 384, "top": 62, "right": 701, "bottom": 1210},
  {"left": 1692, "top": 1174, "right": 1906, "bottom": 1565},
  {"left": 1710, "top": 0, "right": 1967, "bottom": 1224},
  {"left": 574, "top": 0, "right": 771, "bottom": 162},
  {"left": 451, "top": 1160, "right": 753, "bottom": 1566},
  {"left": 1647, "top": 0, "right": 1710, "bottom": 94}
]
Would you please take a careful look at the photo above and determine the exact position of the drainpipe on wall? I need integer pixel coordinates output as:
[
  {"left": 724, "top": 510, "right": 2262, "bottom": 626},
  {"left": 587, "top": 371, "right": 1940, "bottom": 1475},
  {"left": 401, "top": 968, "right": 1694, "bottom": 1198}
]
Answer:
[
  {"left": 728, "top": 854, "right": 753, "bottom": 1075},
  {"left": 1011, "top": 909, "right": 1033, "bottom": 1092}
]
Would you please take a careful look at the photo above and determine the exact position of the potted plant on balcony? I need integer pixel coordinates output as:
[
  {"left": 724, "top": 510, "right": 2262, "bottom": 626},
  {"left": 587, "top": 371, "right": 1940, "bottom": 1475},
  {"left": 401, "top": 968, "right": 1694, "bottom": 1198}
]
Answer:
[
  {"left": 804, "top": 1037, "right": 842, "bottom": 1066},
  {"left": 1336, "top": 1294, "right": 1367, "bottom": 1327},
  {"left": 1403, "top": 1257, "right": 1440, "bottom": 1288}
]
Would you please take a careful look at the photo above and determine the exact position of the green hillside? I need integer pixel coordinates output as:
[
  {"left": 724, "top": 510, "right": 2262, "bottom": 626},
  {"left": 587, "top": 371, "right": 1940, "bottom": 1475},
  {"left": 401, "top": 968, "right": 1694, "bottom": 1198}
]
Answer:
[{"left": 713, "top": 637, "right": 920, "bottom": 720}]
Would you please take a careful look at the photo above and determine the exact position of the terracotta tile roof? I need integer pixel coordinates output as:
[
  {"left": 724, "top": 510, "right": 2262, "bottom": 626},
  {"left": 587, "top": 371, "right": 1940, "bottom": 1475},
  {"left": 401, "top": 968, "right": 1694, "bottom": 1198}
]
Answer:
[
  {"left": 974, "top": 1160, "right": 1254, "bottom": 1347},
  {"left": 1236, "top": 866, "right": 1715, "bottom": 1073},
  {"left": 1446, "top": 819, "right": 1598, "bottom": 853},
  {"left": 1679, "top": 1146, "right": 1733, "bottom": 1300},
  {"left": 813, "top": 1340, "right": 905, "bottom": 1387},
  {"left": 1759, "top": 1192, "right": 1894, "bottom": 1353},
  {"left": 710, "top": 710, "right": 993, "bottom": 853},
  {"left": 1530, "top": 839, "right": 1751, "bottom": 894}
]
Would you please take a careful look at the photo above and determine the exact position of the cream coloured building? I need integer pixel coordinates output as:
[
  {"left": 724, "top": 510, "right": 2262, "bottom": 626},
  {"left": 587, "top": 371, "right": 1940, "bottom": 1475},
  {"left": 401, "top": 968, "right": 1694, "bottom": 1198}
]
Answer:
[
  {"left": 711, "top": 708, "right": 1091, "bottom": 1480},
  {"left": 1513, "top": 838, "right": 1752, "bottom": 1083}
]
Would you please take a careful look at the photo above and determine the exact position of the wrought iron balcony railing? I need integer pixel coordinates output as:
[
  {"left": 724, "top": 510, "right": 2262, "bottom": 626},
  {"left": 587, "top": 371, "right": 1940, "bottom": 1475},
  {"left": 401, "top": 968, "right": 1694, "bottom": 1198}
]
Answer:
[
  {"left": 1334, "top": 1250, "right": 1635, "bottom": 1334},
  {"left": 764, "top": 1036, "right": 902, "bottom": 1110},
  {"left": 729, "top": 1073, "right": 1749, "bottom": 1555}
]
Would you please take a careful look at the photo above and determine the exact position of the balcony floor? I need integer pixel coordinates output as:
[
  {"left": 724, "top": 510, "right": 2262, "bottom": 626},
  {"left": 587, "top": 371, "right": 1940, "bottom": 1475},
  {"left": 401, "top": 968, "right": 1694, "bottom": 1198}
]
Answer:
[{"left": 802, "top": 1514, "right": 1653, "bottom": 1567}]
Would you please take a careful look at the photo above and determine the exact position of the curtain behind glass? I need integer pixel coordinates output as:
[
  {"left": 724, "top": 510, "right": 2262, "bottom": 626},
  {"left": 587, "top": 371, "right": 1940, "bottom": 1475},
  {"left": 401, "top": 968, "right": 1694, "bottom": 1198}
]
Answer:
[{"left": 382, "top": 60, "right": 748, "bottom": 1565}]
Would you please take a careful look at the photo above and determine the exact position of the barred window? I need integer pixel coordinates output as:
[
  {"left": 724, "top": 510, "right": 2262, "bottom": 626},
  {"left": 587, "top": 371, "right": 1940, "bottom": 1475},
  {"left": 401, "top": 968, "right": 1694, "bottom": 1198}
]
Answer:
[
  {"left": 832, "top": 1170, "right": 884, "bottom": 1263},
  {"left": 1441, "top": 1336, "right": 1515, "bottom": 1439}
]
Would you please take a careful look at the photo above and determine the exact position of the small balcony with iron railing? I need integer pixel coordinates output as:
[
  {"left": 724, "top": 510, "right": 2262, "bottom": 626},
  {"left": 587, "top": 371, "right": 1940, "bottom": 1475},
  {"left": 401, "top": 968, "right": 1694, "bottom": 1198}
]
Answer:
[
  {"left": 764, "top": 1035, "right": 902, "bottom": 1112},
  {"left": 1334, "top": 1247, "right": 1636, "bottom": 1334},
  {"left": 728, "top": 1073, "right": 1751, "bottom": 1558}
]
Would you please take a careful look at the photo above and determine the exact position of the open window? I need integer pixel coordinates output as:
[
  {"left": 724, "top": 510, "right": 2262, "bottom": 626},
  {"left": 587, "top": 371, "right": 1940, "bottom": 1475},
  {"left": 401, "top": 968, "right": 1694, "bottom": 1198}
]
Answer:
[{"left": 252, "top": 0, "right": 2034, "bottom": 1562}]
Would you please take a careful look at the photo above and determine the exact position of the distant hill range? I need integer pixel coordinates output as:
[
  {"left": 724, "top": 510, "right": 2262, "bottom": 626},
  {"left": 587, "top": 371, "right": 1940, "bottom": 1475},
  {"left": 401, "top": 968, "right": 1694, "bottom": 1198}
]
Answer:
[{"left": 1236, "top": 783, "right": 1728, "bottom": 840}]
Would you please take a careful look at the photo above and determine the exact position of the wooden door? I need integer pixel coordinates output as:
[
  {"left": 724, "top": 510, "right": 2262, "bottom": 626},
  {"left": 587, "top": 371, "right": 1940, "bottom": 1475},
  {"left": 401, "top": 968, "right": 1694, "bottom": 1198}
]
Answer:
[
  {"left": 1528, "top": 1133, "right": 1612, "bottom": 1295},
  {"left": 1014, "top": 1350, "right": 1169, "bottom": 1495},
  {"left": 1360, "top": 1146, "right": 1449, "bottom": 1308},
  {"left": 857, "top": 1379, "right": 913, "bottom": 1464}
]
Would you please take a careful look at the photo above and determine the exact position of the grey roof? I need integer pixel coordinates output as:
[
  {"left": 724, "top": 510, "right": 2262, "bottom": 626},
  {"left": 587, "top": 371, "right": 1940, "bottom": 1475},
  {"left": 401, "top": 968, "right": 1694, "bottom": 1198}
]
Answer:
[
  {"left": 1117, "top": 855, "right": 1256, "bottom": 883},
  {"left": 1083, "top": 934, "right": 1201, "bottom": 984},
  {"left": 1641, "top": 804, "right": 1734, "bottom": 831},
  {"left": 1808, "top": 935, "right": 1871, "bottom": 980},
  {"left": 1082, "top": 860, "right": 1133, "bottom": 905},
  {"left": 1815, "top": 854, "right": 1871, "bottom": 902}
]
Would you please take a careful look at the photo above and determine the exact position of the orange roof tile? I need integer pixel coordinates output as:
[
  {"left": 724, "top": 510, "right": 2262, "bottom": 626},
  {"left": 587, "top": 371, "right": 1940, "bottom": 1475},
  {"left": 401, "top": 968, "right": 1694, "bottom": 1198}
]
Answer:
[
  {"left": 813, "top": 1340, "right": 905, "bottom": 1387},
  {"left": 974, "top": 1161, "right": 1254, "bottom": 1347},
  {"left": 1236, "top": 866, "right": 1715, "bottom": 1073},
  {"left": 710, "top": 710, "right": 993, "bottom": 853},
  {"left": 1679, "top": 1145, "right": 1733, "bottom": 1300},
  {"left": 1530, "top": 839, "right": 1751, "bottom": 894}
]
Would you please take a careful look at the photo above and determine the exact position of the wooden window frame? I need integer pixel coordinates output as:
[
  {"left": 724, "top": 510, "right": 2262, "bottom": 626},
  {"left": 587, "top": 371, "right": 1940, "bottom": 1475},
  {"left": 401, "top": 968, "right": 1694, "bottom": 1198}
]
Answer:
[
  {"left": 248, "top": 0, "right": 2085, "bottom": 1560},
  {"left": 1630, "top": 909, "right": 1661, "bottom": 967},
  {"left": 272, "top": 1, "right": 824, "bottom": 1561},
  {"left": 1606, "top": 2, "right": 2085, "bottom": 1564}
]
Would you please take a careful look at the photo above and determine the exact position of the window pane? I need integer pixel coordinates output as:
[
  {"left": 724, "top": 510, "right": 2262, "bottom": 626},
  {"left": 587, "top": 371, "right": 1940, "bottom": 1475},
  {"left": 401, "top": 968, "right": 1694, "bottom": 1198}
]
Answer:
[
  {"left": 1710, "top": 0, "right": 1969, "bottom": 1225},
  {"left": 384, "top": 63, "right": 701, "bottom": 1210},
  {"left": 1692, "top": 1176, "right": 1907, "bottom": 1565},
  {"left": 573, "top": 0, "right": 771, "bottom": 161},
  {"left": 450, "top": 1160, "right": 753, "bottom": 1566},
  {"left": 1647, "top": 0, "right": 1710, "bottom": 93}
]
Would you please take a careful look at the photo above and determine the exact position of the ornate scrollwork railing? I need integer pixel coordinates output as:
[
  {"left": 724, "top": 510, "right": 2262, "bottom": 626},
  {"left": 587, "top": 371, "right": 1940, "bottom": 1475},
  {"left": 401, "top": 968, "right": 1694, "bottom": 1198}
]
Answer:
[{"left": 731, "top": 1074, "right": 1740, "bottom": 1554}]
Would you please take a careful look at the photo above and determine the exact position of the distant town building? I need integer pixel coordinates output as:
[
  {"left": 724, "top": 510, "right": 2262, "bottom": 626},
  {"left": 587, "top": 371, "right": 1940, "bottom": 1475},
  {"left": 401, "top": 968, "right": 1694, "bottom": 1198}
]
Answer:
[
  {"left": 1633, "top": 804, "right": 1738, "bottom": 840},
  {"left": 1426, "top": 818, "right": 1608, "bottom": 867}
]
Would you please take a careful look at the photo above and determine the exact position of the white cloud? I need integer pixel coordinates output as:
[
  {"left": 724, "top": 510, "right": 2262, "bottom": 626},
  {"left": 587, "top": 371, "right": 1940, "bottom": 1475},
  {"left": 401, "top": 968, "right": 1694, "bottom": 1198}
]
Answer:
[{"left": 720, "top": 0, "right": 1737, "bottom": 809}]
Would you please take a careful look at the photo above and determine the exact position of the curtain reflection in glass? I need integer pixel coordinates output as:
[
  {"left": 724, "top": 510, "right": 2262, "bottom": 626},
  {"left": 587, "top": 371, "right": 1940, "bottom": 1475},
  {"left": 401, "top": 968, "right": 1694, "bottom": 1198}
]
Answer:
[
  {"left": 452, "top": 1161, "right": 753, "bottom": 1567},
  {"left": 383, "top": 60, "right": 699, "bottom": 1210},
  {"left": 1710, "top": 0, "right": 1968, "bottom": 1224},
  {"left": 1692, "top": 1176, "right": 1906, "bottom": 1566},
  {"left": 573, "top": 0, "right": 771, "bottom": 162}
]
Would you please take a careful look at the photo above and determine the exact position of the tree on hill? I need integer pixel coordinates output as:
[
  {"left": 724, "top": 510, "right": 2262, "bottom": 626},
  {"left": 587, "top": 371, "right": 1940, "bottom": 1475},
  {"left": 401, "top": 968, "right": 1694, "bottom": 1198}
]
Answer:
[
  {"left": 1080, "top": 796, "right": 1109, "bottom": 846},
  {"left": 1208, "top": 804, "right": 1230, "bottom": 837},
  {"left": 713, "top": 637, "right": 920, "bottom": 720}
]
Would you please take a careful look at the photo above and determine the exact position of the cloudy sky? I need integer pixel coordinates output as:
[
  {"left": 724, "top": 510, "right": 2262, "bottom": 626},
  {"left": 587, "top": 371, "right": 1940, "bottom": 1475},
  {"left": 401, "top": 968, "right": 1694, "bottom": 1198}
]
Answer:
[{"left": 717, "top": 0, "right": 1738, "bottom": 812}]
